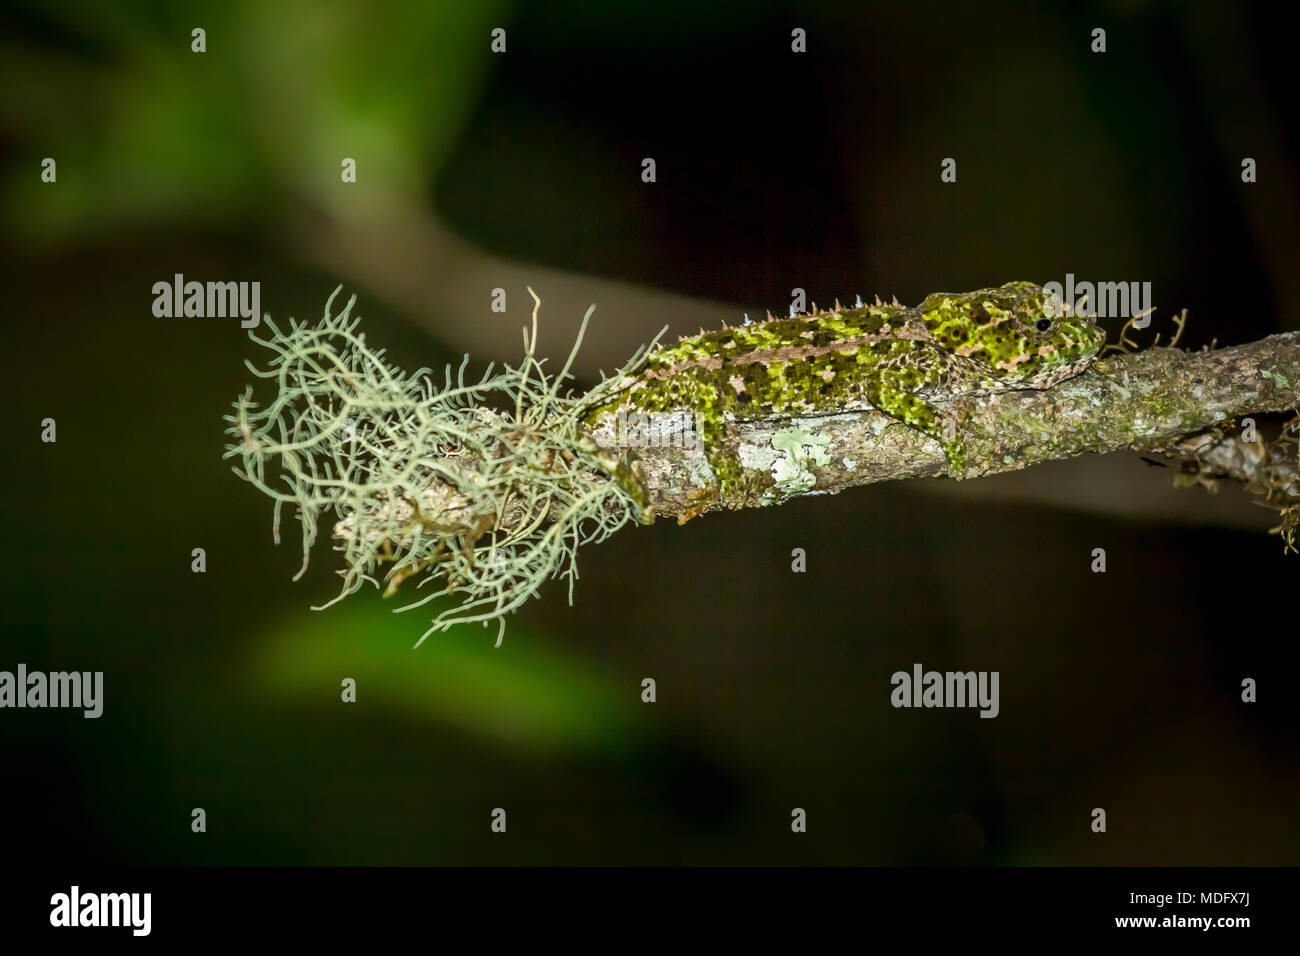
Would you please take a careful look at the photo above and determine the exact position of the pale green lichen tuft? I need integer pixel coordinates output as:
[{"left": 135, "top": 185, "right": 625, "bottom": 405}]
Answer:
[{"left": 223, "top": 286, "right": 654, "bottom": 647}]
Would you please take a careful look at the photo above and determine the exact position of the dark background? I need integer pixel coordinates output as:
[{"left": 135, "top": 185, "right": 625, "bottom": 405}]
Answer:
[{"left": 1, "top": 1, "right": 1296, "bottom": 864}]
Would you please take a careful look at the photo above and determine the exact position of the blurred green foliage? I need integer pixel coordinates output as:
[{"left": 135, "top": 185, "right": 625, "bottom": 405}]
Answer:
[
  {"left": 251, "top": 601, "right": 640, "bottom": 756},
  {"left": 1, "top": 0, "right": 505, "bottom": 239}
]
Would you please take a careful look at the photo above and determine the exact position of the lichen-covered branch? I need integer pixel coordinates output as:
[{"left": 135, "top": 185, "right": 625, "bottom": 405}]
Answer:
[
  {"left": 607, "top": 332, "right": 1300, "bottom": 522},
  {"left": 226, "top": 289, "right": 1300, "bottom": 646}
]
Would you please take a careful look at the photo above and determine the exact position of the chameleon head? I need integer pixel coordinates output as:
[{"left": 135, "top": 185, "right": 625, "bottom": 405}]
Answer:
[{"left": 921, "top": 281, "right": 1106, "bottom": 388}]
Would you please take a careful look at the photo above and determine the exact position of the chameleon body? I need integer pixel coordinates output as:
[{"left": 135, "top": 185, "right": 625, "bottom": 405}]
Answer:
[{"left": 583, "top": 281, "right": 1106, "bottom": 508}]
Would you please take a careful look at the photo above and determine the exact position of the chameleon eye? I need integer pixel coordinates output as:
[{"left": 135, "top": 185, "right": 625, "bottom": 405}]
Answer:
[{"left": 1035, "top": 318, "right": 1052, "bottom": 332}]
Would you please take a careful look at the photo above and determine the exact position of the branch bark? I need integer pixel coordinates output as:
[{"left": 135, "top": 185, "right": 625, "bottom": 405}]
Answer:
[{"left": 592, "top": 333, "right": 1300, "bottom": 522}]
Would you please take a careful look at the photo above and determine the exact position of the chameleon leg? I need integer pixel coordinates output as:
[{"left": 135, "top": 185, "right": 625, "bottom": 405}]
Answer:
[
  {"left": 698, "top": 413, "right": 746, "bottom": 507},
  {"left": 867, "top": 380, "right": 967, "bottom": 478},
  {"left": 580, "top": 436, "right": 656, "bottom": 524},
  {"left": 609, "top": 452, "right": 655, "bottom": 523}
]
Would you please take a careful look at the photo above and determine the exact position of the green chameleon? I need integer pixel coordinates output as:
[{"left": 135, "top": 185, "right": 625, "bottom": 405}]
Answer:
[{"left": 582, "top": 281, "right": 1106, "bottom": 511}]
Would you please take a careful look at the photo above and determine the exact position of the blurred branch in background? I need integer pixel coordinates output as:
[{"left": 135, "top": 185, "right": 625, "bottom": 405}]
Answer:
[
  {"left": 0, "top": 0, "right": 733, "bottom": 375},
  {"left": 290, "top": 192, "right": 736, "bottom": 375}
]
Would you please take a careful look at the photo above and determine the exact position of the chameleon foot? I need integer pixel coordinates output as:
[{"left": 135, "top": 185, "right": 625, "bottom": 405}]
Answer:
[{"left": 941, "top": 440, "right": 969, "bottom": 479}]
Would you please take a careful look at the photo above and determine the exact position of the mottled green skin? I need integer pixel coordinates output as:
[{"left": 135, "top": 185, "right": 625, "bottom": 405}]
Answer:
[{"left": 585, "top": 282, "right": 1106, "bottom": 506}]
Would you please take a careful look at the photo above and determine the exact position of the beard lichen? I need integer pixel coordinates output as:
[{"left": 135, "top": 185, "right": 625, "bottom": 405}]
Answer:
[{"left": 224, "top": 286, "right": 661, "bottom": 647}]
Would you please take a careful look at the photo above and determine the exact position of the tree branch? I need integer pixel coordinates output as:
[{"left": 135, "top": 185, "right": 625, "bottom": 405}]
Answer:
[
  {"left": 231, "top": 302, "right": 1300, "bottom": 638},
  {"left": 593, "top": 333, "right": 1300, "bottom": 523}
]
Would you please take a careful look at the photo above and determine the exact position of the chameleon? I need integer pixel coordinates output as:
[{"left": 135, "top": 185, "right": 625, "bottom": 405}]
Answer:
[{"left": 581, "top": 281, "right": 1107, "bottom": 511}]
